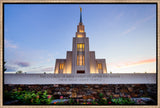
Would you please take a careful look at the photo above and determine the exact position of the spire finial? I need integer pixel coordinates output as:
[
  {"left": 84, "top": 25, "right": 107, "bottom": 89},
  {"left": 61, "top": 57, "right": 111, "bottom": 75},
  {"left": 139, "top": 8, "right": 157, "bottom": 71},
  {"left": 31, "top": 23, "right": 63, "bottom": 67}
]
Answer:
[{"left": 80, "top": 7, "right": 82, "bottom": 23}]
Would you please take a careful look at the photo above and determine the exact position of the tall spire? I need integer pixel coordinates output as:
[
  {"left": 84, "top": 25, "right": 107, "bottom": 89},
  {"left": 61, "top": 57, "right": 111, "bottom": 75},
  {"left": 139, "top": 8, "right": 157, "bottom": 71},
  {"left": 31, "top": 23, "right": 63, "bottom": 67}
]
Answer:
[
  {"left": 80, "top": 7, "right": 82, "bottom": 23},
  {"left": 77, "top": 7, "right": 85, "bottom": 34}
]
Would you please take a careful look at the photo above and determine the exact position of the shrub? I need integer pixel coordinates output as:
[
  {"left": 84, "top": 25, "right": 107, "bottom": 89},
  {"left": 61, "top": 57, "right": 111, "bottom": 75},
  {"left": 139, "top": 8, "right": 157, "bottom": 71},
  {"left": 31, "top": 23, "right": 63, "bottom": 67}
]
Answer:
[
  {"left": 5, "top": 89, "right": 53, "bottom": 104},
  {"left": 112, "top": 97, "right": 135, "bottom": 104},
  {"left": 99, "top": 93, "right": 104, "bottom": 98}
]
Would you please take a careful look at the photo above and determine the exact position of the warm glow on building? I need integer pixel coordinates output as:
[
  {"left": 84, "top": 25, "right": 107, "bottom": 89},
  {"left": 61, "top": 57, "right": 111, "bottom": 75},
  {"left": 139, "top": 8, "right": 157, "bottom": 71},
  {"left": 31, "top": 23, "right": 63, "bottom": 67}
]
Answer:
[
  {"left": 77, "top": 43, "right": 84, "bottom": 51},
  {"left": 54, "top": 7, "right": 107, "bottom": 74},
  {"left": 77, "top": 55, "right": 85, "bottom": 66},
  {"left": 79, "top": 29, "right": 84, "bottom": 32},
  {"left": 77, "top": 34, "right": 84, "bottom": 38},
  {"left": 98, "top": 63, "right": 102, "bottom": 69},
  {"left": 59, "top": 63, "right": 64, "bottom": 70}
]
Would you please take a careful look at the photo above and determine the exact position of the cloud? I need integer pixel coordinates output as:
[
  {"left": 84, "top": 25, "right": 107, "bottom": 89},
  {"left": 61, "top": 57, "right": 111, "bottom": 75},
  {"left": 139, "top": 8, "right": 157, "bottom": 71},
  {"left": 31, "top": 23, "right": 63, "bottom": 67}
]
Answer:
[
  {"left": 5, "top": 40, "right": 17, "bottom": 49},
  {"left": 5, "top": 65, "right": 17, "bottom": 72},
  {"left": 116, "top": 58, "right": 156, "bottom": 68},
  {"left": 115, "top": 12, "right": 124, "bottom": 20},
  {"left": 47, "top": 58, "right": 52, "bottom": 62},
  {"left": 122, "top": 14, "right": 155, "bottom": 35},
  {"left": 41, "top": 67, "right": 53, "bottom": 72},
  {"left": 31, "top": 66, "right": 44, "bottom": 69},
  {"left": 25, "top": 66, "right": 53, "bottom": 73},
  {"left": 122, "top": 26, "right": 136, "bottom": 35},
  {"left": 135, "top": 14, "right": 155, "bottom": 25},
  {"left": 15, "top": 61, "right": 30, "bottom": 67}
]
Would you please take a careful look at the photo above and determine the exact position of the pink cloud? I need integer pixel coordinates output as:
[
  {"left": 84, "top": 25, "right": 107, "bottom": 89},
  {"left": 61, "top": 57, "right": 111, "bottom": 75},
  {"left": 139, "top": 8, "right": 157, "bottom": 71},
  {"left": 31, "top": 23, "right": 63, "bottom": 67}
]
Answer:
[
  {"left": 132, "top": 58, "right": 156, "bottom": 65},
  {"left": 109, "top": 58, "right": 156, "bottom": 68},
  {"left": 118, "top": 58, "right": 156, "bottom": 68}
]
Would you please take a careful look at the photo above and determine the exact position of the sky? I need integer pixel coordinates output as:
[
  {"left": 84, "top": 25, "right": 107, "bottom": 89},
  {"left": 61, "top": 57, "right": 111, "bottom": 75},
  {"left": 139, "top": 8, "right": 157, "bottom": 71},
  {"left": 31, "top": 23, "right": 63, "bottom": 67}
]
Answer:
[{"left": 4, "top": 4, "right": 156, "bottom": 73}]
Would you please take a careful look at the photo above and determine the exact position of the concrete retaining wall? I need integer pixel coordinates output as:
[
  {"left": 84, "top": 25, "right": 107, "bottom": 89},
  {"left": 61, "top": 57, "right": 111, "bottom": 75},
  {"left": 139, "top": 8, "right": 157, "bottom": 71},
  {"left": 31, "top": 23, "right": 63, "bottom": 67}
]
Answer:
[{"left": 4, "top": 73, "right": 156, "bottom": 84}]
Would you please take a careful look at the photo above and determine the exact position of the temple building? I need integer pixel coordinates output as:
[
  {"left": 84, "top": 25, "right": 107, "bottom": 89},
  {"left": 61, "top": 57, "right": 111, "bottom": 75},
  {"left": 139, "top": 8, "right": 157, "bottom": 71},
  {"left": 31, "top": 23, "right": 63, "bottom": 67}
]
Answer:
[{"left": 54, "top": 7, "right": 107, "bottom": 74}]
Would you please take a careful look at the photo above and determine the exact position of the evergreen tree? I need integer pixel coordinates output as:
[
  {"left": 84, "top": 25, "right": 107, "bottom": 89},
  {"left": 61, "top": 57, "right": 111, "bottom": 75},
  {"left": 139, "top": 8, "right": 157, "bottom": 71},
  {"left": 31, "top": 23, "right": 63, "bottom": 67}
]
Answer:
[{"left": 4, "top": 61, "right": 7, "bottom": 72}]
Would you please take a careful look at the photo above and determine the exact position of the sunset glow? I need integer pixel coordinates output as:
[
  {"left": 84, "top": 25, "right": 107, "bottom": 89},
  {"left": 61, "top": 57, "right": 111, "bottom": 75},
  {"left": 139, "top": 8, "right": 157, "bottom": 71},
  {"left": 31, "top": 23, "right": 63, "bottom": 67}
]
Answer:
[
  {"left": 4, "top": 4, "right": 156, "bottom": 73},
  {"left": 114, "top": 58, "right": 156, "bottom": 68}
]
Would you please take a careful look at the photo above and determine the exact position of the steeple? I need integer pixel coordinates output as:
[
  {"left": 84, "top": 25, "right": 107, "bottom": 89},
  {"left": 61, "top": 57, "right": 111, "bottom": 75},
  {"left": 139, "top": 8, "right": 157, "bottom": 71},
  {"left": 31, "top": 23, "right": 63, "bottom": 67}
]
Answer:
[
  {"left": 80, "top": 7, "right": 82, "bottom": 23},
  {"left": 76, "top": 7, "right": 85, "bottom": 37},
  {"left": 54, "top": 7, "right": 107, "bottom": 75}
]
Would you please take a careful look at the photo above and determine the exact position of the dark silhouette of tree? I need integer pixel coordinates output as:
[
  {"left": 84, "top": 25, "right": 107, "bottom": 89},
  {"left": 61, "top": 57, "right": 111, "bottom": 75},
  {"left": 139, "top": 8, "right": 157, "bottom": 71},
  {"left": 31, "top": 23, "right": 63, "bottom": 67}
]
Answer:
[
  {"left": 16, "top": 70, "right": 23, "bottom": 74},
  {"left": 4, "top": 61, "right": 7, "bottom": 72}
]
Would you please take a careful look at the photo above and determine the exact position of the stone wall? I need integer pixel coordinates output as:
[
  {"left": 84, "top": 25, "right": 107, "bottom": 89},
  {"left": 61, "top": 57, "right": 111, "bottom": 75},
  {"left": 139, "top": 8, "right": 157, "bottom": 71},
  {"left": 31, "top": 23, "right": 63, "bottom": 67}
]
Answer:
[
  {"left": 4, "top": 73, "right": 156, "bottom": 84},
  {"left": 4, "top": 84, "right": 157, "bottom": 105}
]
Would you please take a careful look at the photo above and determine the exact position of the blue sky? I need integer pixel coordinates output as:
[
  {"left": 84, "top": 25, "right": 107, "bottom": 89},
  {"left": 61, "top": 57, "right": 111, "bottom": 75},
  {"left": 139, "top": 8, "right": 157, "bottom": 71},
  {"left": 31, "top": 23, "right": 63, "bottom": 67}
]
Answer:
[{"left": 4, "top": 4, "right": 156, "bottom": 73}]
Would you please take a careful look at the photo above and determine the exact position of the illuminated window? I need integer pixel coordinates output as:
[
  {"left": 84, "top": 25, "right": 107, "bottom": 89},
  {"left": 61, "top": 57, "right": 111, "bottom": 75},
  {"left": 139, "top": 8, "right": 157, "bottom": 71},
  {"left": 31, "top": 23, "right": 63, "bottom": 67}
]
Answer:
[
  {"left": 78, "top": 25, "right": 84, "bottom": 33},
  {"left": 77, "top": 43, "right": 85, "bottom": 66},
  {"left": 79, "top": 29, "right": 84, "bottom": 32},
  {"left": 59, "top": 63, "right": 64, "bottom": 70},
  {"left": 98, "top": 63, "right": 102, "bottom": 70},
  {"left": 83, "top": 55, "right": 85, "bottom": 65},
  {"left": 77, "top": 55, "right": 85, "bottom": 66},
  {"left": 77, "top": 43, "right": 84, "bottom": 51},
  {"left": 77, "top": 34, "right": 84, "bottom": 38}
]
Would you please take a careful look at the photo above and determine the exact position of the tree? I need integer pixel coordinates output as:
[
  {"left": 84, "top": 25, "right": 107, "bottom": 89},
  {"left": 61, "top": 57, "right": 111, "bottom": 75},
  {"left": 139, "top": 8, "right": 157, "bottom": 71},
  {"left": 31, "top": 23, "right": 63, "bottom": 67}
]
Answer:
[
  {"left": 4, "top": 61, "right": 7, "bottom": 72},
  {"left": 16, "top": 70, "right": 23, "bottom": 74}
]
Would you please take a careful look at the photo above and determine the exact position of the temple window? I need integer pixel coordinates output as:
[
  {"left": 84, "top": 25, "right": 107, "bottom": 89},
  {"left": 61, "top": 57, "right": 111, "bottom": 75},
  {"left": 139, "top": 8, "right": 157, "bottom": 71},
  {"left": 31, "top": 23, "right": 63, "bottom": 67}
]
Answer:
[
  {"left": 77, "top": 55, "right": 85, "bottom": 66},
  {"left": 77, "top": 43, "right": 85, "bottom": 66},
  {"left": 77, "top": 43, "right": 84, "bottom": 51},
  {"left": 59, "top": 63, "right": 64, "bottom": 70},
  {"left": 79, "top": 29, "right": 84, "bottom": 32},
  {"left": 98, "top": 63, "right": 102, "bottom": 70},
  {"left": 77, "top": 34, "right": 84, "bottom": 38}
]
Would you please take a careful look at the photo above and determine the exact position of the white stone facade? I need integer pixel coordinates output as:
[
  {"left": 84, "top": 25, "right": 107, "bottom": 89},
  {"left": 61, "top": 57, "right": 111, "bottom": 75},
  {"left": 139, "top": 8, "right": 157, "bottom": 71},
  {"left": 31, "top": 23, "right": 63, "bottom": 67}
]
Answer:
[
  {"left": 54, "top": 8, "right": 107, "bottom": 74},
  {"left": 4, "top": 73, "right": 156, "bottom": 84}
]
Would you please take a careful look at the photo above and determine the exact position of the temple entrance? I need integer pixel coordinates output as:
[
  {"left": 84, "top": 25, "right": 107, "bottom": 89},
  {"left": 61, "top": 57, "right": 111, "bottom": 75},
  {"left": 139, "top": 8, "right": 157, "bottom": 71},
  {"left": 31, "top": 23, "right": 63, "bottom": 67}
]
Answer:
[{"left": 77, "top": 70, "right": 85, "bottom": 74}]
